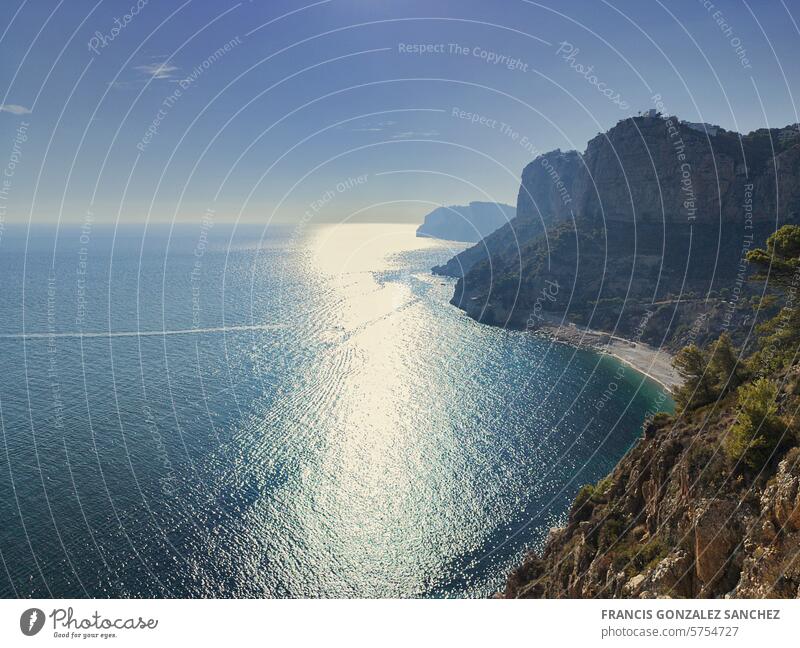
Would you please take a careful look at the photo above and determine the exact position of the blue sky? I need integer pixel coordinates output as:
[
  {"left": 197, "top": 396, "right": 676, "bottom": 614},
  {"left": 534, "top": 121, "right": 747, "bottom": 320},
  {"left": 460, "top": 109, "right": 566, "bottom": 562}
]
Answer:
[{"left": 1, "top": 0, "right": 800, "bottom": 225}]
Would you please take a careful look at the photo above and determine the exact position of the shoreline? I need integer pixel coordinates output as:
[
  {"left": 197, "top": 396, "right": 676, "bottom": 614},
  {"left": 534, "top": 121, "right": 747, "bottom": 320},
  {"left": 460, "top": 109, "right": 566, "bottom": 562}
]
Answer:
[{"left": 532, "top": 320, "right": 680, "bottom": 393}]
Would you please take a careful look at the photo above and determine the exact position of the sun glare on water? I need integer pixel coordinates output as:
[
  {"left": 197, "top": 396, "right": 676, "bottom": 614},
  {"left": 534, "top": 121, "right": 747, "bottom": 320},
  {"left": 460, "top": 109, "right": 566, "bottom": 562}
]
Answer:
[{"left": 287, "top": 223, "right": 467, "bottom": 592}]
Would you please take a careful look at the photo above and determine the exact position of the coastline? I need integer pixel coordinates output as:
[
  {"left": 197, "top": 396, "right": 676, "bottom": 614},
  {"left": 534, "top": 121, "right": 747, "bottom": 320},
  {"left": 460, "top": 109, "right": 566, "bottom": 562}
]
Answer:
[{"left": 532, "top": 319, "right": 680, "bottom": 393}]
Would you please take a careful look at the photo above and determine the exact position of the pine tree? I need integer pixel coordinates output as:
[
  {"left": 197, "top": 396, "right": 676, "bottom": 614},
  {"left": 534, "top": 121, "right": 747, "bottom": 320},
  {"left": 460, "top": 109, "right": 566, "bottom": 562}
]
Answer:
[
  {"left": 747, "top": 225, "right": 800, "bottom": 372},
  {"left": 747, "top": 224, "right": 800, "bottom": 286},
  {"left": 708, "top": 332, "right": 744, "bottom": 394},
  {"left": 725, "top": 378, "right": 784, "bottom": 470},
  {"left": 673, "top": 344, "right": 717, "bottom": 410}
]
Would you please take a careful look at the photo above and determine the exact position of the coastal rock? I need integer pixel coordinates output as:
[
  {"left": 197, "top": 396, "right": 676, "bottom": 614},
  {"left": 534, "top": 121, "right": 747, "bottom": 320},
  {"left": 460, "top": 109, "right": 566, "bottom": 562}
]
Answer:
[
  {"left": 503, "top": 415, "right": 800, "bottom": 599},
  {"left": 416, "top": 201, "right": 515, "bottom": 243},
  {"left": 734, "top": 450, "right": 800, "bottom": 597},
  {"left": 645, "top": 550, "right": 694, "bottom": 598},
  {"left": 693, "top": 498, "right": 741, "bottom": 595},
  {"left": 454, "top": 115, "right": 800, "bottom": 600},
  {"left": 440, "top": 116, "right": 800, "bottom": 349},
  {"left": 768, "top": 453, "right": 800, "bottom": 531},
  {"left": 515, "top": 149, "right": 580, "bottom": 228}
]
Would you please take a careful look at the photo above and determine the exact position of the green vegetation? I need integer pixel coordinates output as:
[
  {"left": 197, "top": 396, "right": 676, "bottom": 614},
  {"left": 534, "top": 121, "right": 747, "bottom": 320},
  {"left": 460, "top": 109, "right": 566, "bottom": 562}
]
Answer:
[
  {"left": 508, "top": 221, "right": 800, "bottom": 597},
  {"left": 708, "top": 333, "right": 745, "bottom": 394},
  {"left": 599, "top": 225, "right": 800, "bottom": 585},
  {"left": 745, "top": 225, "right": 800, "bottom": 374},
  {"left": 747, "top": 224, "right": 800, "bottom": 285},
  {"left": 724, "top": 378, "right": 784, "bottom": 470},
  {"left": 673, "top": 333, "right": 747, "bottom": 411},
  {"left": 649, "top": 411, "right": 672, "bottom": 427},
  {"left": 574, "top": 483, "right": 595, "bottom": 508},
  {"left": 611, "top": 537, "right": 669, "bottom": 577},
  {"left": 673, "top": 344, "right": 716, "bottom": 410},
  {"left": 670, "top": 224, "right": 800, "bottom": 472}
]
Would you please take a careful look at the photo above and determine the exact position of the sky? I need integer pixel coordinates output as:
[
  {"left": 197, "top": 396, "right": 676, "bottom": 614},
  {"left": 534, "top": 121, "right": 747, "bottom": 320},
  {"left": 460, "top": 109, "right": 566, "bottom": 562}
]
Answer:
[{"left": 1, "top": 0, "right": 800, "bottom": 225}]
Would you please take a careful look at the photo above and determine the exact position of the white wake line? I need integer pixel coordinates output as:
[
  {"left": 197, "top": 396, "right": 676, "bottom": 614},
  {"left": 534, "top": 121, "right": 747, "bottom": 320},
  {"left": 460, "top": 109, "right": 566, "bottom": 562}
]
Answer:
[{"left": 0, "top": 324, "right": 287, "bottom": 341}]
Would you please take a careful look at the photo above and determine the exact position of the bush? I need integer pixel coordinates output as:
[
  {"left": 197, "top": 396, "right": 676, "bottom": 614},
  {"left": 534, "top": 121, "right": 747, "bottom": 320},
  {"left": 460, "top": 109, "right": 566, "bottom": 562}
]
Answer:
[
  {"left": 611, "top": 537, "right": 668, "bottom": 576},
  {"left": 572, "top": 484, "right": 596, "bottom": 521},
  {"left": 725, "top": 378, "right": 784, "bottom": 470},
  {"left": 598, "top": 514, "right": 625, "bottom": 548},
  {"left": 650, "top": 411, "right": 672, "bottom": 427}
]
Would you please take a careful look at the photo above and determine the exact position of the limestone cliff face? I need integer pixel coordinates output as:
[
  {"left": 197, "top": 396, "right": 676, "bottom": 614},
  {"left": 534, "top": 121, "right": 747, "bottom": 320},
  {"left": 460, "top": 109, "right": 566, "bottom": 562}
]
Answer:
[
  {"left": 571, "top": 116, "right": 732, "bottom": 226},
  {"left": 525, "top": 116, "right": 799, "bottom": 229},
  {"left": 438, "top": 116, "right": 800, "bottom": 349},
  {"left": 432, "top": 150, "right": 578, "bottom": 278},
  {"left": 503, "top": 405, "right": 800, "bottom": 599},
  {"left": 515, "top": 149, "right": 580, "bottom": 227}
]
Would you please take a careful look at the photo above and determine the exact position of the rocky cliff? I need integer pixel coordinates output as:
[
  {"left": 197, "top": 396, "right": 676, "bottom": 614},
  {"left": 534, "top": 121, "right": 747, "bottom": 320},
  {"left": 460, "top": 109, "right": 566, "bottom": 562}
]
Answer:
[
  {"left": 415, "top": 201, "right": 515, "bottom": 242},
  {"left": 436, "top": 115, "right": 800, "bottom": 599},
  {"left": 437, "top": 116, "right": 800, "bottom": 351},
  {"left": 431, "top": 150, "right": 577, "bottom": 277},
  {"left": 500, "top": 218, "right": 800, "bottom": 598},
  {"left": 503, "top": 380, "right": 800, "bottom": 598}
]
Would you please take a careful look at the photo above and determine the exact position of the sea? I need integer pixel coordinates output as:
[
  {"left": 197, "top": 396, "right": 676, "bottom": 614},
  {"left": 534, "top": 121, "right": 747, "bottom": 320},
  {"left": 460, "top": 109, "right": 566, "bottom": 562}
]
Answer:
[{"left": 0, "top": 222, "right": 671, "bottom": 598}]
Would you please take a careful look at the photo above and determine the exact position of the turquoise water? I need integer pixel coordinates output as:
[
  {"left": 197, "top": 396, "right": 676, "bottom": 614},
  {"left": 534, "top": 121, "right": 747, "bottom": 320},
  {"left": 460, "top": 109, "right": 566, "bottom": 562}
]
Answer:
[{"left": 0, "top": 222, "right": 670, "bottom": 598}]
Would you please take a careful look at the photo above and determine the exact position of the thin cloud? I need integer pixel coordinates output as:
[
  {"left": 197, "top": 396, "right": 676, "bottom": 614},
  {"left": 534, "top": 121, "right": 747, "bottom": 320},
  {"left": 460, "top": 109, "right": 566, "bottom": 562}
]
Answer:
[
  {"left": 135, "top": 62, "right": 179, "bottom": 79},
  {"left": 391, "top": 130, "right": 439, "bottom": 139},
  {"left": 0, "top": 104, "right": 32, "bottom": 115},
  {"left": 350, "top": 120, "right": 399, "bottom": 133}
]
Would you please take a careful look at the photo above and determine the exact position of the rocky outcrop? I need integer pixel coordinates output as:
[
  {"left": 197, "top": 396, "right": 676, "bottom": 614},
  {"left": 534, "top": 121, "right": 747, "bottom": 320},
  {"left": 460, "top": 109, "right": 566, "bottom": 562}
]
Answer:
[
  {"left": 503, "top": 412, "right": 800, "bottom": 599},
  {"left": 431, "top": 151, "right": 578, "bottom": 278},
  {"left": 415, "top": 201, "right": 515, "bottom": 243},
  {"left": 734, "top": 451, "right": 800, "bottom": 597},
  {"left": 431, "top": 216, "right": 538, "bottom": 278},
  {"left": 438, "top": 116, "right": 800, "bottom": 349}
]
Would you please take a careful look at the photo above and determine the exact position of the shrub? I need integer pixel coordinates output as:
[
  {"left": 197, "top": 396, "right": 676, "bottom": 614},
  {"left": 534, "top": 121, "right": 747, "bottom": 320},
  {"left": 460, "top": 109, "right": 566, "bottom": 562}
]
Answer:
[
  {"left": 650, "top": 411, "right": 672, "bottom": 427},
  {"left": 611, "top": 537, "right": 668, "bottom": 576},
  {"left": 596, "top": 474, "right": 614, "bottom": 496},
  {"left": 724, "top": 378, "right": 784, "bottom": 470},
  {"left": 598, "top": 514, "right": 625, "bottom": 548},
  {"left": 572, "top": 484, "right": 596, "bottom": 521},
  {"left": 574, "top": 484, "right": 595, "bottom": 508}
]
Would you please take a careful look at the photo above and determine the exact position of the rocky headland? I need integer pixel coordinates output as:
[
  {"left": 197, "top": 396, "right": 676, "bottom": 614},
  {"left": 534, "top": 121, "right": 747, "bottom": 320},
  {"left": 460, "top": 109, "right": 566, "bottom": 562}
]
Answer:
[
  {"left": 436, "top": 114, "right": 800, "bottom": 352},
  {"left": 431, "top": 114, "right": 800, "bottom": 598},
  {"left": 416, "top": 201, "right": 515, "bottom": 243}
]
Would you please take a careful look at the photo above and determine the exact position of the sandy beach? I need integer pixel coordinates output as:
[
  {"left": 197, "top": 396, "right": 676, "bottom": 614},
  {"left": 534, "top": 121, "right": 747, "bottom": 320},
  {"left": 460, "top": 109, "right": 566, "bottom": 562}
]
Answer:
[{"left": 533, "top": 319, "right": 681, "bottom": 392}]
